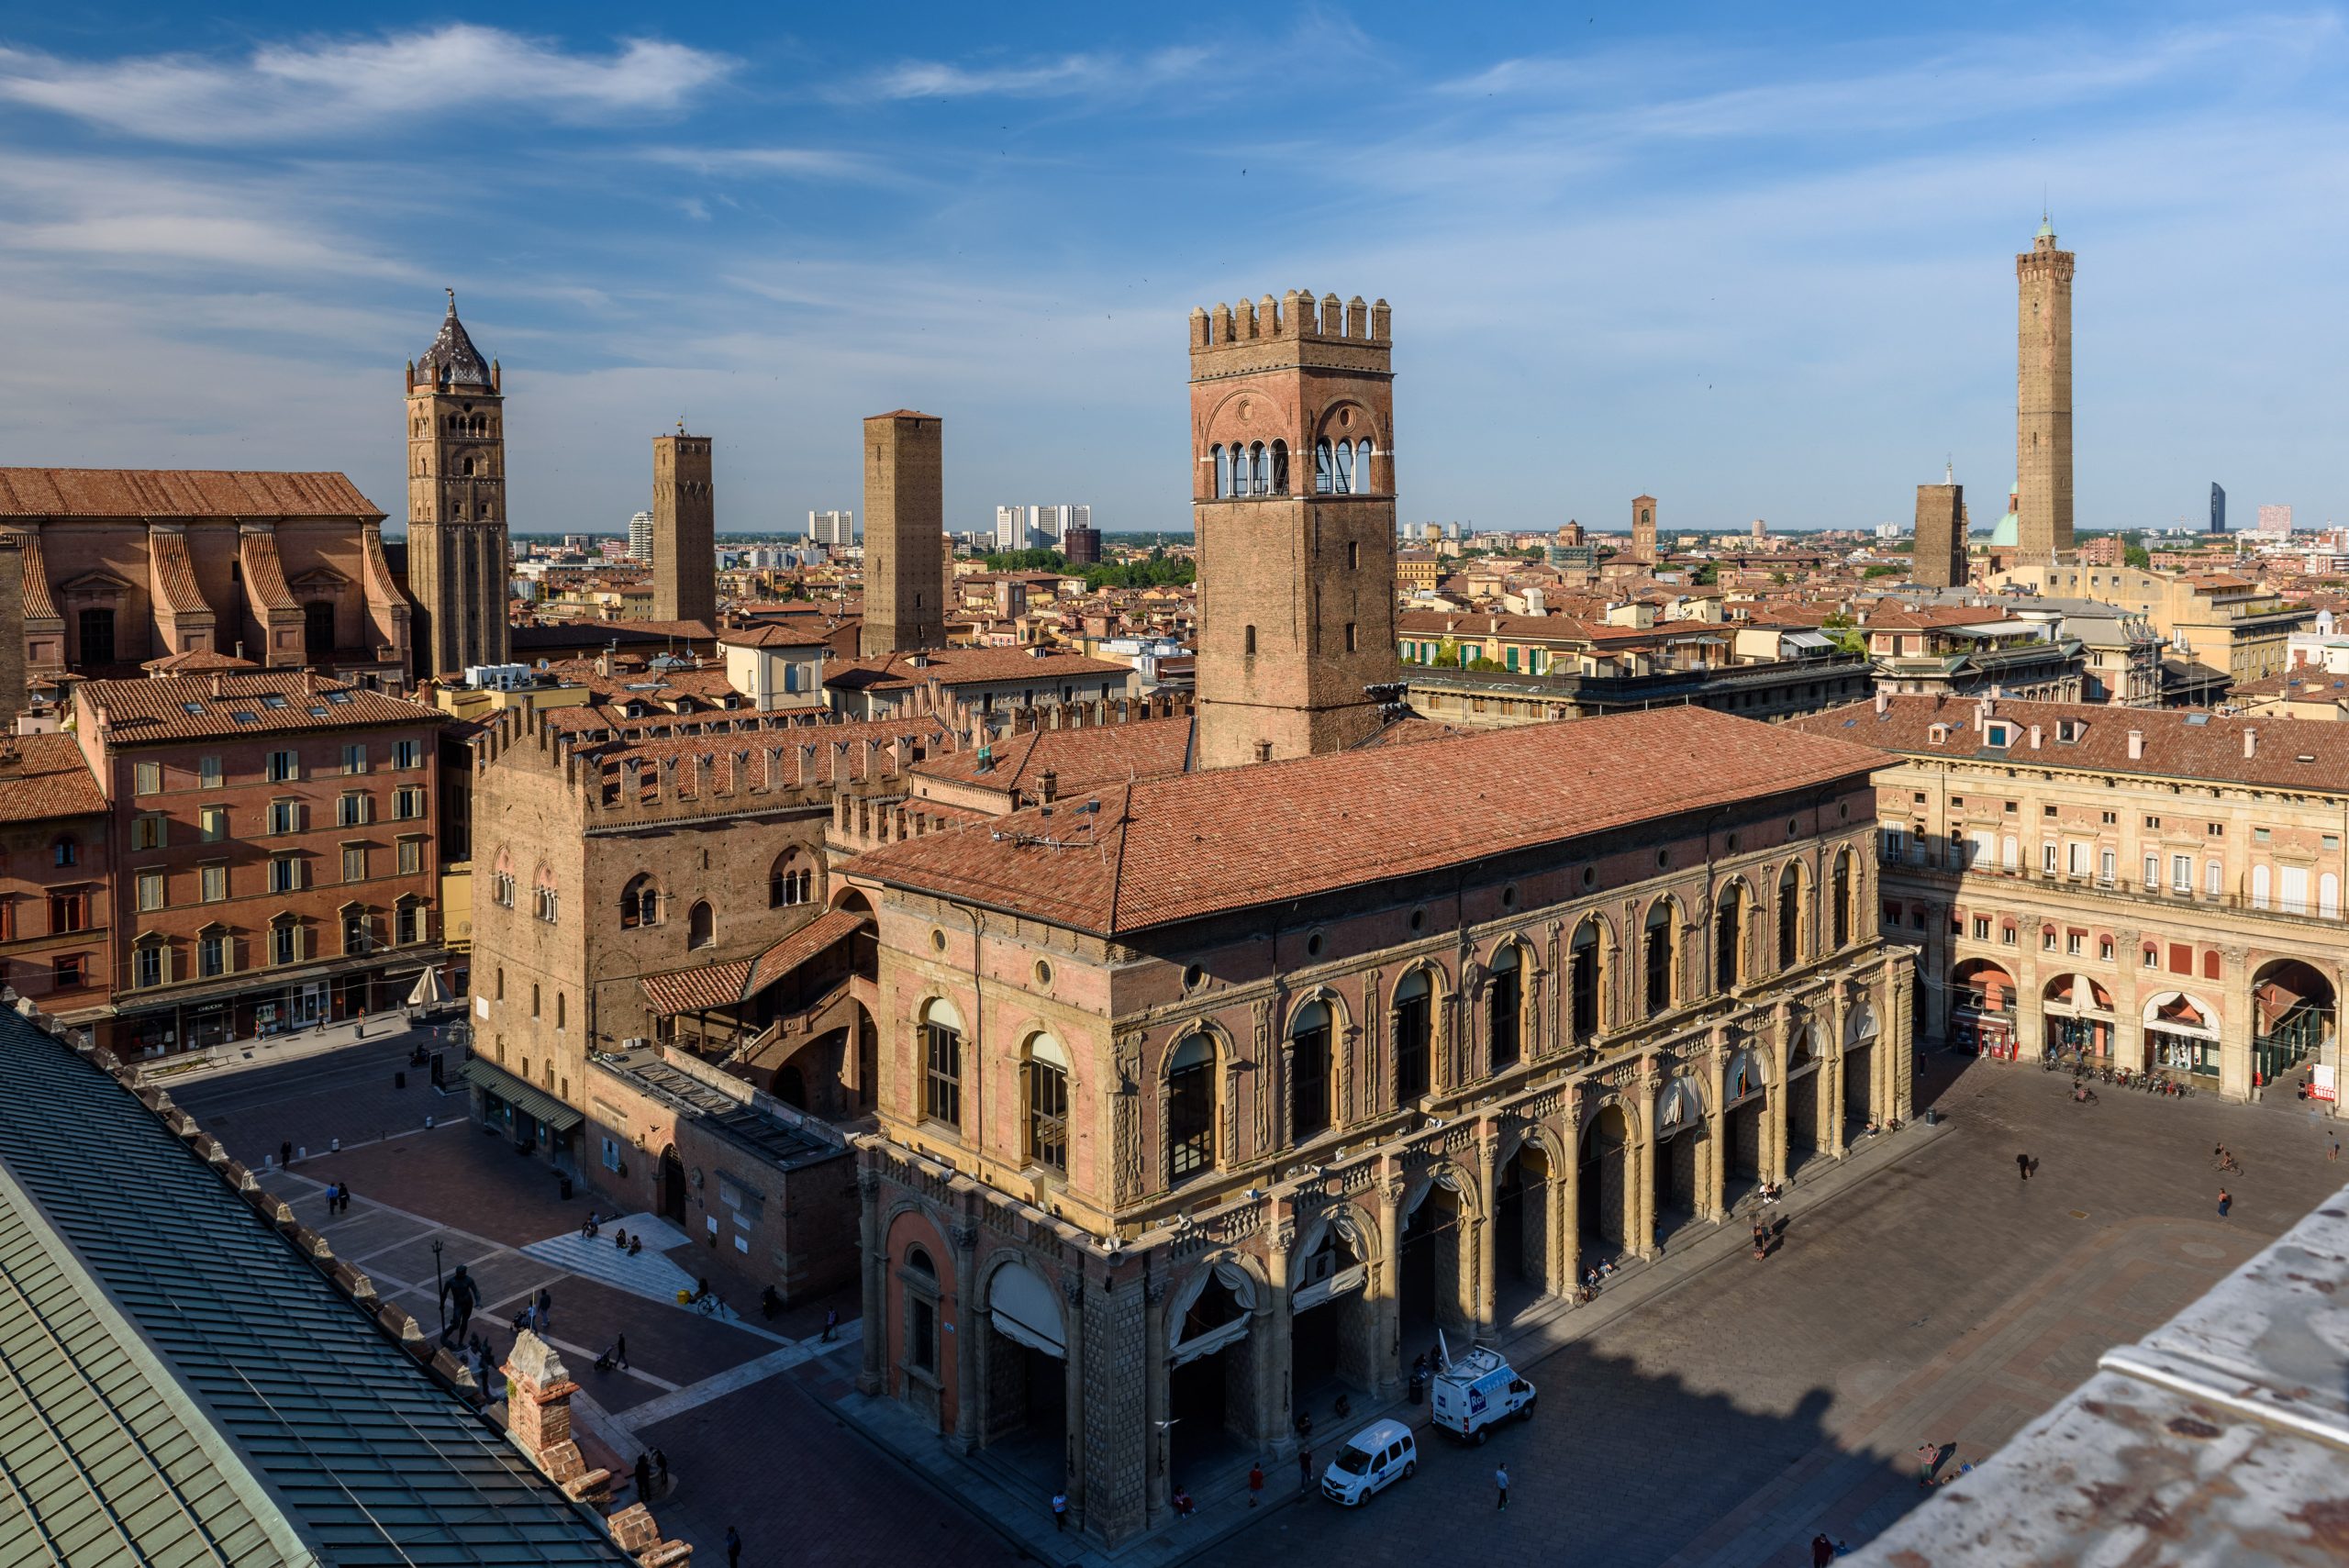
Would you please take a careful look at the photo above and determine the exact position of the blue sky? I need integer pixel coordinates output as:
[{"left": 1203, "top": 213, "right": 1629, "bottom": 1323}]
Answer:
[{"left": 0, "top": 3, "right": 2342, "bottom": 537}]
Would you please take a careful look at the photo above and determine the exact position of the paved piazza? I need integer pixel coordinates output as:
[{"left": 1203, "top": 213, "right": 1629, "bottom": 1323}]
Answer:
[{"left": 173, "top": 1039, "right": 2341, "bottom": 1567}]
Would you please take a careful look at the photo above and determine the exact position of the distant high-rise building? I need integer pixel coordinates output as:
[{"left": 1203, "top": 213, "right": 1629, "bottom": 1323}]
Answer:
[
  {"left": 1631, "top": 495, "right": 1658, "bottom": 559},
  {"left": 807, "top": 509, "right": 855, "bottom": 547},
  {"left": 2015, "top": 217, "right": 2076, "bottom": 561},
  {"left": 651, "top": 427, "right": 715, "bottom": 625},
  {"left": 1914, "top": 478, "right": 1966, "bottom": 588},
  {"left": 993, "top": 505, "right": 1033, "bottom": 550},
  {"left": 862, "top": 412, "right": 945, "bottom": 656},
  {"left": 2258, "top": 503, "right": 2294, "bottom": 533},
  {"left": 1751, "top": 517, "right": 1767, "bottom": 543},
  {"left": 629, "top": 510, "right": 654, "bottom": 562},
  {"left": 1062, "top": 524, "right": 1101, "bottom": 566},
  {"left": 2210, "top": 484, "right": 2227, "bottom": 534}
]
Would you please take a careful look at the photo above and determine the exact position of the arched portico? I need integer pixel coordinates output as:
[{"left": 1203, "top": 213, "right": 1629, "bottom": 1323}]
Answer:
[
  {"left": 1577, "top": 1099, "right": 1635, "bottom": 1260},
  {"left": 1949, "top": 959, "right": 2017, "bottom": 1059},
  {"left": 2252, "top": 960, "right": 2333, "bottom": 1085},
  {"left": 1163, "top": 1254, "right": 1270, "bottom": 1480},
  {"left": 975, "top": 1254, "right": 1073, "bottom": 1467},
  {"left": 2043, "top": 973, "right": 2115, "bottom": 1063},
  {"left": 1397, "top": 1165, "right": 1476, "bottom": 1346},
  {"left": 1784, "top": 1024, "right": 1830, "bottom": 1173},
  {"left": 2144, "top": 991, "right": 2221, "bottom": 1082}
]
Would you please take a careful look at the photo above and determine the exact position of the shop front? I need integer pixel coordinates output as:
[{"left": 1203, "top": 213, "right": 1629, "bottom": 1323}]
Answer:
[
  {"left": 2144, "top": 992, "right": 2221, "bottom": 1080},
  {"left": 2042, "top": 973, "right": 2115, "bottom": 1062},
  {"left": 462, "top": 1056, "right": 583, "bottom": 1172},
  {"left": 1949, "top": 959, "right": 2018, "bottom": 1059}
]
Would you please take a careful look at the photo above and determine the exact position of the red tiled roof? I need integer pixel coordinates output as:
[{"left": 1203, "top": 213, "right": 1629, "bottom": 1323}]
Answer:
[
  {"left": 824, "top": 647, "right": 1132, "bottom": 692},
  {"left": 0, "top": 734, "right": 106, "bottom": 822},
  {"left": 640, "top": 908, "right": 865, "bottom": 1016},
  {"left": 0, "top": 469, "right": 383, "bottom": 520},
  {"left": 1788, "top": 695, "right": 2349, "bottom": 792},
  {"left": 146, "top": 527, "right": 209, "bottom": 615},
  {"left": 6, "top": 528, "right": 59, "bottom": 621},
  {"left": 140, "top": 649, "right": 259, "bottom": 673},
  {"left": 856, "top": 706, "right": 1887, "bottom": 935},
  {"left": 912, "top": 716, "right": 1193, "bottom": 796},
  {"left": 77, "top": 672, "right": 440, "bottom": 744},
  {"left": 239, "top": 528, "right": 298, "bottom": 612},
  {"left": 718, "top": 625, "right": 829, "bottom": 650}
]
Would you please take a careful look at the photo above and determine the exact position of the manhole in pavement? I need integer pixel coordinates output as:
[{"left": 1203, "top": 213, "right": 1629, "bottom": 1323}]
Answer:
[
  {"left": 2180, "top": 1240, "right": 2225, "bottom": 1260},
  {"left": 2069, "top": 1209, "right": 2091, "bottom": 1219}
]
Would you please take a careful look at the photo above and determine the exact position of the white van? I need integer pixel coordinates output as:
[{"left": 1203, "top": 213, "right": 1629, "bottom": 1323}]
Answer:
[
  {"left": 1430, "top": 1347, "right": 1536, "bottom": 1444},
  {"left": 1319, "top": 1418, "right": 1417, "bottom": 1506}
]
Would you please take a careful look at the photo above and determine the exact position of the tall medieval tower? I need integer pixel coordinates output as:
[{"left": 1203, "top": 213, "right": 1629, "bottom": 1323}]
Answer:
[
  {"left": 2015, "top": 218, "right": 2075, "bottom": 562},
  {"left": 406, "top": 291, "right": 511, "bottom": 675},
  {"left": 1191, "top": 290, "right": 1397, "bottom": 769},
  {"left": 860, "top": 411, "right": 945, "bottom": 657},
  {"left": 651, "top": 427, "right": 716, "bottom": 626}
]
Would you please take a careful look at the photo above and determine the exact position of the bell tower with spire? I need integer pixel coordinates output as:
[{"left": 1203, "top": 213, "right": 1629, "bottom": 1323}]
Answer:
[{"left": 405, "top": 290, "right": 510, "bottom": 676}]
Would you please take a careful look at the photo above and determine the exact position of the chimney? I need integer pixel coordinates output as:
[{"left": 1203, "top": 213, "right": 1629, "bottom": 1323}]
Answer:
[
  {"left": 2243, "top": 728, "right": 2257, "bottom": 759},
  {"left": 2028, "top": 723, "right": 2042, "bottom": 750},
  {"left": 500, "top": 1332, "right": 611, "bottom": 1506},
  {"left": 2127, "top": 729, "right": 2144, "bottom": 760},
  {"left": 1040, "top": 768, "right": 1058, "bottom": 804},
  {"left": 211, "top": 673, "right": 224, "bottom": 698},
  {"left": 1873, "top": 689, "right": 1889, "bottom": 716}
]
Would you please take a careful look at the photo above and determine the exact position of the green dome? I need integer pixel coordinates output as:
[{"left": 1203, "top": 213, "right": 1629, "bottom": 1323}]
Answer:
[{"left": 1989, "top": 506, "right": 2020, "bottom": 548}]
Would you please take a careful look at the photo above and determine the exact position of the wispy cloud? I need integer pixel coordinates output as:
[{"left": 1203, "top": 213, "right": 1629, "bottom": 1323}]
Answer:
[
  {"left": 0, "top": 155, "right": 413, "bottom": 278},
  {"left": 848, "top": 46, "right": 1207, "bottom": 102},
  {"left": 634, "top": 145, "right": 887, "bottom": 181},
  {"left": 0, "top": 24, "right": 731, "bottom": 143}
]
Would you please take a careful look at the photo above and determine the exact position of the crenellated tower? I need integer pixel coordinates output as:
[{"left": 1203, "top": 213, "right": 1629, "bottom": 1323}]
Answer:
[
  {"left": 1190, "top": 290, "right": 1397, "bottom": 769},
  {"left": 405, "top": 290, "right": 511, "bottom": 675}
]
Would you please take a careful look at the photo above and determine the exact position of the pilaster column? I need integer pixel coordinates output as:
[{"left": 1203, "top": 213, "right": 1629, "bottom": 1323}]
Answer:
[
  {"left": 1635, "top": 1060, "right": 1660, "bottom": 1258},
  {"left": 1261, "top": 1217, "right": 1295, "bottom": 1450},
  {"left": 1375, "top": 1175, "right": 1403, "bottom": 1396},
  {"left": 2014, "top": 918, "right": 2044, "bottom": 1062},
  {"left": 1062, "top": 1266, "right": 1087, "bottom": 1528},
  {"left": 1143, "top": 1273, "right": 1169, "bottom": 1521},
  {"left": 1703, "top": 1027, "right": 1729, "bottom": 1222},
  {"left": 1475, "top": 1130, "right": 1498, "bottom": 1336},
  {"left": 2219, "top": 944, "right": 2253, "bottom": 1102},
  {"left": 1886, "top": 955, "right": 1915, "bottom": 1122},
  {"left": 1766, "top": 1002, "right": 1792, "bottom": 1184},
  {"left": 856, "top": 1167, "right": 886, "bottom": 1396},
  {"left": 1826, "top": 989, "right": 1850, "bottom": 1157},
  {"left": 950, "top": 1219, "right": 981, "bottom": 1453},
  {"left": 1557, "top": 1086, "right": 1582, "bottom": 1296}
]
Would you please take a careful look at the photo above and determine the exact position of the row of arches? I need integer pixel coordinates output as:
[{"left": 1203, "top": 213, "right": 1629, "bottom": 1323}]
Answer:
[
  {"left": 1945, "top": 955, "right": 2334, "bottom": 1084},
  {"left": 1207, "top": 438, "right": 1383, "bottom": 499}
]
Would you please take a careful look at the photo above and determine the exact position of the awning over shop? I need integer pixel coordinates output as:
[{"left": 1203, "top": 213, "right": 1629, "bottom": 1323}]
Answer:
[
  {"left": 461, "top": 1057, "right": 583, "bottom": 1133},
  {"left": 988, "top": 1262, "right": 1066, "bottom": 1357}
]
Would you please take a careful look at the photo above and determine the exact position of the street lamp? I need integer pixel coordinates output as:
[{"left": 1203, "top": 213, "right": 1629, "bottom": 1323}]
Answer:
[{"left": 432, "top": 1237, "right": 446, "bottom": 1340}]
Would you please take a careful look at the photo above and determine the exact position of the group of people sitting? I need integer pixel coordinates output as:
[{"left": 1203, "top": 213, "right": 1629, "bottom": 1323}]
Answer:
[{"left": 578, "top": 1212, "right": 645, "bottom": 1254}]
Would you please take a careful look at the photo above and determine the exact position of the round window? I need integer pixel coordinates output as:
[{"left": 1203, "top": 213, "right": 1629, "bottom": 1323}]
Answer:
[
  {"left": 1500, "top": 884, "right": 1519, "bottom": 909},
  {"left": 1306, "top": 932, "right": 1325, "bottom": 959},
  {"left": 1725, "top": 831, "right": 1739, "bottom": 852},
  {"left": 1655, "top": 849, "right": 1671, "bottom": 871},
  {"left": 930, "top": 929, "right": 947, "bottom": 953},
  {"left": 1787, "top": 817, "right": 1800, "bottom": 838},
  {"left": 1580, "top": 865, "right": 1597, "bottom": 890},
  {"left": 1033, "top": 959, "right": 1053, "bottom": 988},
  {"left": 1183, "top": 963, "right": 1206, "bottom": 992},
  {"left": 1408, "top": 906, "right": 1426, "bottom": 933},
  {"left": 1837, "top": 802, "right": 1850, "bottom": 820}
]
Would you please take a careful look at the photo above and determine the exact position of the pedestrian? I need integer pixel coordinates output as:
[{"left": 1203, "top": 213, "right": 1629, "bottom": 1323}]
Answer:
[
  {"left": 633, "top": 1452, "right": 651, "bottom": 1502},
  {"left": 615, "top": 1333, "right": 628, "bottom": 1370},
  {"left": 822, "top": 1307, "right": 839, "bottom": 1343},
  {"left": 440, "top": 1264, "right": 478, "bottom": 1343},
  {"left": 1917, "top": 1443, "right": 1943, "bottom": 1487},
  {"left": 1752, "top": 1220, "right": 1769, "bottom": 1261},
  {"left": 1810, "top": 1534, "right": 1836, "bottom": 1568},
  {"left": 1052, "top": 1491, "right": 1068, "bottom": 1531},
  {"left": 1495, "top": 1462, "right": 1509, "bottom": 1509},
  {"left": 654, "top": 1448, "right": 669, "bottom": 1490},
  {"left": 1298, "top": 1447, "right": 1313, "bottom": 1487},
  {"left": 1248, "top": 1462, "right": 1264, "bottom": 1507},
  {"left": 2016, "top": 1151, "right": 2032, "bottom": 1182},
  {"left": 2218, "top": 1187, "right": 2232, "bottom": 1219},
  {"left": 726, "top": 1525, "right": 742, "bottom": 1567},
  {"left": 281, "top": 1140, "right": 293, "bottom": 1171},
  {"left": 2331, "top": 1136, "right": 2340, "bottom": 1163}
]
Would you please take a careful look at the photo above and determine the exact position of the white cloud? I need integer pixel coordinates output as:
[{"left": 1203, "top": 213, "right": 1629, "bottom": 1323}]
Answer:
[
  {"left": 850, "top": 46, "right": 1207, "bottom": 102},
  {"left": 0, "top": 25, "right": 730, "bottom": 143},
  {"left": 634, "top": 146, "right": 887, "bottom": 181}
]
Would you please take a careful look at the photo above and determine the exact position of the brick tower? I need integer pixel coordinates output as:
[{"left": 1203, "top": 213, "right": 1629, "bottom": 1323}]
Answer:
[
  {"left": 2016, "top": 217, "right": 2076, "bottom": 562},
  {"left": 860, "top": 412, "right": 944, "bottom": 657},
  {"left": 1631, "top": 495, "right": 1658, "bottom": 559},
  {"left": 651, "top": 426, "right": 715, "bottom": 626},
  {"left": 405, "top": 290, "right": 511, "bottom": 676},
  {"left": 1189, "top": 291, "right": 1397, "bottom": 769},
  {"left": 1914, "top": 473, "right": 1966, "bottom": 587}
]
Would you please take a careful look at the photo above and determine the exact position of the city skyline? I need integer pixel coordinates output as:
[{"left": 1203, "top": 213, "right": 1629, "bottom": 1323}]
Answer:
[{"left": 1, "top": 5, "right": 2343, "bottom": 537}]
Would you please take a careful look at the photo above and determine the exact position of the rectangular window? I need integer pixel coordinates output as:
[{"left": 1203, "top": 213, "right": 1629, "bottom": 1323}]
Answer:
[
  {"left": 198, "top": 931, "right": 227, "bottom": 978},
  {"left": 133, "top": 762, "right": 161, "bottom": 795},
  {"left": 392, "top": 787, "right": 424, "bottom": 821},
  {"left": 923, "top": 1021, "right": 963, "bottom": 1127},
  {"left": 397, "top": 902, "right": 423, "bottom": 945},
  {"left": 555, "top": 994, "right": 565, "bottom": 1029},
  {"left": 1884, "top": 828, "right": 1906, "bottom": 862},
  {"left": 198, "top": 755, "right": 222, "bottom": 788},
  {"left": 136, "top": 871, "right": 164, "bottom": 912},
  {"left": 52, "top": 954, "right": 84, "bottom": 991},
  {"left": 2099, "top": 938, "right": 2114, "bottom": 961},
  {"left": 2000, "top": 924, "right": 2017, "bottom": 945},
  {"left": 271, "top": 924, "right": 297, "bottom": 965},
  {"left": 2143, "top": 946, "right": 2159, "bottom": 968},
  {"left": 199, "top": 863, "right": 227, "bottom": 903},
  {"left": 342, "top": 845, "right": 367, "bottom": 882},
  {"left": 268, "top": 856, "right": 301, "bottom": 894},
  {"left": 49, "top": 892, "right": 85, "bottom": 934},
  {"left": 2171, "top": 854, "right": 2192, "bottom": 893},
  {"left": 1024, "top": 1060, "right": 1068, "bottom": 1173},
  {"left": 199, "top": 806, "right": 228, "bottom": 842},
  {"left": 394, "top": 740, "right": 423, "bottom": 770},
  {"left": 134, "top": 945, "right": 163, "bottom": 988},
  {"left": 2041, "top": 926, "right": 2057, "bottom": 951},
  {"left": 2043, "top": 841, "right": 2059, "bottom": 873},
  {"left": 341, "top": 743, "right": 369, "bottom": 774},
  {"left": 268, "top": 800, "right": 300, "bottom": 835},
  {"left": 130, "top": 814, "right": 167, "bottom": 851},
  {"left": 2066, "top": 931, "right": 2083, "bottom": 956},
  {"left": 2143, "top": 853, "right": 2160, "bottom": 888},
  {"left": 2100, "top": 848, "right": 2117, "bottom": 884},
  {"left": 2144, "top": 816, "right": 2161, "bottom": 829},
  {"left": 337, "top": 793, "right": 369, "bottom": 827},
  {"left": 266, "top": 751, "right": 298, "bottom": 783},
  {"left": 1972, "top": 917, "right": 1990, "bottom": 940},
  {"left": 397, "top": 837, "right": 424, "bottom": 875},
  {"left": 2207, "top": 861, "right": 2221, "bottom": 895},
  {"left": 531, "top": 984, "right": 541, "bottom": 1018},
  {"left": 2207, "top": 823, "right": 2223, "bottom": 837}
]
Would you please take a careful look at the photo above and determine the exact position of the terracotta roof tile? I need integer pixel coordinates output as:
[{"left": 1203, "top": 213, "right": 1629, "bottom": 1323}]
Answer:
[
  {"left": 0, "top": 734, "right": 106, "bottom": 822},
  {"left": 640, "top": 908, "right": 865, "bottom": 1016},
  {"left": 77, "top": 672, "right": 440, "bottom": 745},
  {"left": 911, "top": 717, "right": 1193, "bottom": 796},
  {"left": 0, "top": 469, "right": 384, "bottom": 520},
  {"left": 857, "top": 706, "right": 1886, "bottom": 935},
  {"left": 824, "top": 647, "right": 1133, "bottom": 692},
  {"left": 238, "top": 528, "right": 297, "bottom": 612},
  {"left": 6, "top": 528, "right": 59, "bottom": 621},
  {"left": 146, "top": 527, "right": 209, "bottom": 616}
]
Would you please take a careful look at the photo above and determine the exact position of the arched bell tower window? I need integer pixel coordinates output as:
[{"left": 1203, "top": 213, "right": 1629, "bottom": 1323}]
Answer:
[
  {"left": 1315, "top": 439, "right": 1334, "bottom": 494},
  {"left": 1212, "top": 444, "right": 1230, "bottom": 499},
  {"left": 1269, "top": 440, "right": 1289, "bottom": 495},
  {"left": 1249, "top": 442, "right": 1269, "bottom": 496}
]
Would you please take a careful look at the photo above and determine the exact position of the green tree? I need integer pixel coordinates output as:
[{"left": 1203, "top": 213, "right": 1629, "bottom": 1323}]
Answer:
[
  {"left": 982, "top": 548, "right": 1068, "bottom": 572},
  {"left": 1821, "top": 612, "right": 1866, "bottom": 657},
  {"left": 1863, "top": 563, "right": 1902, "bottom": 579}
]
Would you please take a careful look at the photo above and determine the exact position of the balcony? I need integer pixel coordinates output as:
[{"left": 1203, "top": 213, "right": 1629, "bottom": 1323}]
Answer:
[{"left": 1881, "top": 847, "right": 2346, "bottom": 931}]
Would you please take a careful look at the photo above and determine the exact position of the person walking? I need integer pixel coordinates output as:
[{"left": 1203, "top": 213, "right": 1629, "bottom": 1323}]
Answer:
[
  {"left": 535, "top": 1286, "right": 552, "bottom": 1333},
  {"left": 1810, "top": 1534, "right": 1836, "bottom": 1568},
  {"left": 653, "top": 1448, "right": 669, "bottom": 1492},
  {"left": 1052, "top": 1491, "right": 1068, "bottom": 1531},
  {"left": 633, "top": 1452, "right": 652, "bottom": 1503},
  {"left": 822, "top": 1307, "right": 839, "bottom": 1343},
  {"left": 615, "top": 1333, "right": 628, "bottom": 1371},
  {"left": 2218, "top": 1187, "right": 2232, "bottom": 1219},
  {"left": 440, "top": 1264, "right": 478, "bottom": 1343},
  {"left": 2330, "top": 1136, "right": 2340, "bottom": 1164},
  {"left": 1752, "top": 1220, "right": 1769, "bottom": 1261},
  {"left": 2016, "top": 1151, "right": 2032, "bottom": 1182},
  {"left": 725, "top": 1526, "right": 742, "bottom": 1567},
  {"left": 1298, "top": 1447, "right": 1313, "bottom": 1488},
  {"left": 1495, "top": 1462, "right": 1509, "bottom": 1509},
  {"left": 281, "top": 1140, "right": 294, "bottom": 1171},
  {"left": 1248, "top": 1462, "right": 1264, "bottom": 1507}
]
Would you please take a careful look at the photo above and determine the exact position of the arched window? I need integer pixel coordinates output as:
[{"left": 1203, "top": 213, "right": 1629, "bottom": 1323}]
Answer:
[
  {"left": 1212, "top": 444, "right": 1230, "bottom": 498},
  {"left": 1487, "top": 944, "right": 1522, "bottom": 1071},
  {"left": 620, "top": 873, "right": 660, "bottom": 929},
  {"left": 1715, "top": 883, "right": 1745, "bottom": 991},
  {"left": 1570, "top": 919, "right": 1600, "bottom": 1039},
  {"left": 1333, "top": 440, "right": 1354, "bottom": 495},
  {"left": 1269, "top": 439, "right": 1289, "bottom": 495},
  {"left": 1831, "top": 851, "right": 1853, "bottom": 951},
  {"left": 1644, "top": 899, "right": 1678, "bottom": 1016},
  {"left": 1023, "top": 1036, "right": 1070, "bottom": 1173},
  {"left": 1315, "top": 439, "right": 1335, "bottom": 494},
  {"left": 532, "top": 866, "right": 559, "bottom": 925},
  {"left": 1393, "top": 970, "right": 1431, "bottom": 1101},
  {"left": 1250, "top": 442, "right": 1269, "bottom": 496},
  {"left": 1777, "top": 862, "right": 1805, "bottom": 966},
  {"left": 769, "top": 851, "right": 817, "bottom": 909},
  {"left": 1355, "top": 439, "right": 1375, "bottom": 490},
  {"left": 921, "top": 998, "right": 964, "bottom": 1128},
  {"left": 686, "top": 900, "right": 714, "bottom": 949},
  {"left": 1290, "top": 1000, "right": 1333, "bottom": 1141},
  {"left": 1168, "top": 1032, "right": 1216, "bottom": 1178}
]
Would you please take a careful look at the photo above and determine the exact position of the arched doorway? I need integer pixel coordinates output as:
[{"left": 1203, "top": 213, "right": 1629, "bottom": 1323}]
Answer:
[
  {"left": 1291, "top": 1214, "right": 1373, "bottom": 1398},
  {"left": 2253, "top": 961, "right": 2333, "bottom": 1084},
  {"left": 1949, "top": 960, "right": 2017, "bottom": 1059},
  {"left": 1784, "top": 1025, "right": 1826, "bottom": 1173},
  {"left": 659, "top": 1145, "right": 687, "bottom": 1223},
  {"left": 1721, "top": 1045, "right": 1767, "bottom": 1202},
  {"left": 2043, "top": 973, "right": 2116, "bottom": 1065},
  {"left": 1495, "top": 1140, "right": 1554, "bottom": 1319},
  {"left": 1843, "top": 1002, "right": 1881, "bottom": 1134},
  {"left": 1653, "top": 1076, "right": 1706, "bottom": 1237},
  {"left": 1167, "top": 1262, "right": 1257, "bottom": 1480},
  {"left": 980, "top": 1259, "right": 1069, "bottom": 1464},
  {"left": 1397, "top": 1174, "right": 1470, "bottom": 1345},
  {"left": 2145, "top": 991, "right": 2221, "bottom": 1083},
  {"left": 1578, "top": 1103, "right": 1631, "bottom": 1259}
]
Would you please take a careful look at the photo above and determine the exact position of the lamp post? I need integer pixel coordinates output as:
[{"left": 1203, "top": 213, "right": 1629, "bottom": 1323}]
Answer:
[{"left": 432, "top": 1237, "right": 446, "bottom": 1340}]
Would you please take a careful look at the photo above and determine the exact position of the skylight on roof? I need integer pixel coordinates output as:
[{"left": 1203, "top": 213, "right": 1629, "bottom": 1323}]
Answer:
[
  {"left": 182, "top": 703, "right": 203, "bottom": 715},
  {"left": 326, "top": 690, "right": 352, "bottom": 704},
  {"left": 2185, "top": 713, "right": 2210, "bottom": 726},
  {"left": 261, "top": 694, "right": 288, "bottom": 709},
  {"left": 231, "top": 712, "right": 258, "bottom": 726},
  {"left": 309, "top": 707, "right": 328, "bottom": 717}
]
